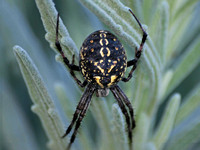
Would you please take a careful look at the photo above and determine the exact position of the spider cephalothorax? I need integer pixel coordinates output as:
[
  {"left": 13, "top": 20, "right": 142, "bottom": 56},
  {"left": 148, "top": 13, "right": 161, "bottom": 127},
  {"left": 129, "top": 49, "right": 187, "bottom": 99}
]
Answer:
[{"left": 55, "top": 9, "right": 147, "bottom": 150}]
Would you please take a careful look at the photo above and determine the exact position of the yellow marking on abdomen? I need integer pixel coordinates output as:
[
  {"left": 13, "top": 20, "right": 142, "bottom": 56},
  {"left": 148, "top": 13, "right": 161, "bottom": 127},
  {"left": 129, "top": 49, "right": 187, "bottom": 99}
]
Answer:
[
  {"left": 100, "top": 47, "right": 104, "bottom": 57},
  {"left": 80, "top": 53, "right": 84, "bottom": 59},
  {"left": 106, "top": 47, "right": 110, "bottom": 56},
  {"left": 105, "top": 39, "right": 108, "bottom": 45},
  {"left": 94, "top": 76, "right": 104, "bottom": 88},
  {"left": 97, "top": 66, "right": 105, "bottom": 74},
  {"left": 94, "top": 62, "right": 98, "bottom": 66},
  {"left": 113, "top": 60, "right": 117, "bottom": 64},
  {"left": 107, "top": 61, "right": 117, "bottom": 73},
  {"left": 108, "top": 64, "right": 115, "bottom": 73},
  {"left": 107, "top": 75, "right": 118, "bottom": 87},
  {"left": 81, "top": 68, "right": 86, "bottom": 75},
  {"left": 100, "top": 39, "right": 103, "bottom": 46}
]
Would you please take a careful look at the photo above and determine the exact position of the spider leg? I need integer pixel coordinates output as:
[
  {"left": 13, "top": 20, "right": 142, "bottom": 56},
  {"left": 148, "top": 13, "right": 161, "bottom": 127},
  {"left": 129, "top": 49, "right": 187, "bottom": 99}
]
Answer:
[
  {"left": 110, "top": 86, "right": 133, "bottom": 145},
  {"left": 62, "top": 84, "right": 95, "bottom": 139},
  {"left": 61, "top": 92, "right": 87, "bottom": 139},
  {"left": 115, "top": 85, "right": 135, "bottom": 130},
  {"left": 55, "top": 13, "right": 87, "bottom": 87},
  {"left": 67, "top": 84, "right": 95, "bottom": 150},
  {"left": 122, "top": 9, "right": 148, "bottom": 82},
  {"left": 70, "top": 54, "right": 88, "bottom": 87}
]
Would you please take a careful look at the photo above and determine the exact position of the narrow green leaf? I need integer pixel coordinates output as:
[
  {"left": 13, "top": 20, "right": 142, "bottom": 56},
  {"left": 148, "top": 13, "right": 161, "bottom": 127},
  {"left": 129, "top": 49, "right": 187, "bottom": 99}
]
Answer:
[
  {"left": 143, "top": 1, "right": 170, "bottom": 116},
  {"left": 129, "top": 0, "right": 144, "bottom": 22},
  {"left": 35, "top": 0, "right": 78, "bottom": 61},
  {"left": 165, "top": 35, "right": 200, "bottom": 96},
  {"left": 13, "top": 46, "right": 67, "bottom": 150},
  {"left": 167, "top": 8, "right": 193, "bottom": 58},
  {"left": 54, "top": 83, "right": 75, "bottom": 118},
  {"left": 91, "top": 99, "right": 115, "bottom": 150},
  {"left": 168, "top": 0, "right": 197, "bottom": 20},
  {"left": 111, "top": 103, "right": 128, "bottom": 150},
  {"left": 172, "top": 0, "right": 198, "bottom": 20},
  {"left": 166, "top": 119, "right": 200, "bottom": 150},
  {"left": 158, "top": 1, "right": 169, "bottom": 63},
  {"left": 142, "top": 0, "right": 158, "bottom": 25},
  {"left": 159, "top": 70, "right": 173, "bottom": 101},
  {"left": 152, "top": 93, "right": 181, "bottom": 150},
  {"left": 131, "top": 69, "right": 149, "bottom": 115},
  {"left": 175, "top": 82, "right": 200, "bottom": 125},
  {"left": 128, "top": 67, "right": 152, "bottom": 120},
  {"left": 133, "top": 113, "right": 150, "bottom": 150}
]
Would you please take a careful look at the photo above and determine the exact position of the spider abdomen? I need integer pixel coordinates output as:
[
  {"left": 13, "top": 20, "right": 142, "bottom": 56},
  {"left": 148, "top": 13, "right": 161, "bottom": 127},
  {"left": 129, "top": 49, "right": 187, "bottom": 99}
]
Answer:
[{"left": 79, "top": 30, "right": 127, "bottom": 88}]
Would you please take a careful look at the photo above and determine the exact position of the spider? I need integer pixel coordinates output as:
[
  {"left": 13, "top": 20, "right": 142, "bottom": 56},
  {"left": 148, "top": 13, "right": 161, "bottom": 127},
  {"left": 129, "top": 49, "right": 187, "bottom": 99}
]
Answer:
[{"left": 55, "top": 9, "right": 147, "bottom": 149}]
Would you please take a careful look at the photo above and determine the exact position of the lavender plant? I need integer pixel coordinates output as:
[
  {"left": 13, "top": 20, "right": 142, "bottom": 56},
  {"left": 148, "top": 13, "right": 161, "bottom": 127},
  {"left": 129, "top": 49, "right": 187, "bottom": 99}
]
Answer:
[{"left": 1, "top": 0, "right": 200, "bottom": 150}]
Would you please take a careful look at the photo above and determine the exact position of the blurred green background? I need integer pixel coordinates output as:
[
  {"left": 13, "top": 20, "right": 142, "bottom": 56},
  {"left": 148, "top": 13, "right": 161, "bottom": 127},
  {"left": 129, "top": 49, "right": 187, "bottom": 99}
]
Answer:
[{"left": 1, "top": 0, "right": 200, "bottom": 150}]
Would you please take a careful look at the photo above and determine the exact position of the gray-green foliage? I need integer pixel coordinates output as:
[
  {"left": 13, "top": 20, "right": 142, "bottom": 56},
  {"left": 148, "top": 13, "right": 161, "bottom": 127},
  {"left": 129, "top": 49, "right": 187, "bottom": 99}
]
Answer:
[{"left": 1, "top": 0, "right": 200, "bottom": 150}]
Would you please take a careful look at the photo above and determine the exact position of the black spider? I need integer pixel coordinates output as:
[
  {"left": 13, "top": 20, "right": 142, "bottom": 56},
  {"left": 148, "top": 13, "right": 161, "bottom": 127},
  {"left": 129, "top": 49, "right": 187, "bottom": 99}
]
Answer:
[{"left": 55, "top": 9, "right": 147, "bottom": 150}]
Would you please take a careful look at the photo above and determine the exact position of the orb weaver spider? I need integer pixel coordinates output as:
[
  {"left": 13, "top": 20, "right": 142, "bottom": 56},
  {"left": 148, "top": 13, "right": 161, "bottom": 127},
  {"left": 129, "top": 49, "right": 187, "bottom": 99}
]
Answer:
[{"left": 55, "top": 9, "right": 147, "bottom": 149}]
